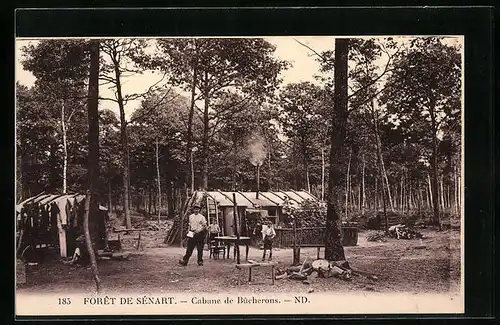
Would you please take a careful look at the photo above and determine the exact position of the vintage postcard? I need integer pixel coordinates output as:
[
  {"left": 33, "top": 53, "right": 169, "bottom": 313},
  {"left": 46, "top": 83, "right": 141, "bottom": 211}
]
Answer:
[{"left": 15, "top": 34, "right": 464, "bottom": 317}]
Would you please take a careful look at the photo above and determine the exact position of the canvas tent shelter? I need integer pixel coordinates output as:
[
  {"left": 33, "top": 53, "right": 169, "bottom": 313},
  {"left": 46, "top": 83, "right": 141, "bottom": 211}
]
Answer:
[{"left": 16, "top": 193, "right": 108, "bottom": 259}]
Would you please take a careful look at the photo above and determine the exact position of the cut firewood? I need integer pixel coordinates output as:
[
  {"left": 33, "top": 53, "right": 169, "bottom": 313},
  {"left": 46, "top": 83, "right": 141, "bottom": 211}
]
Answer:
[
  {"left": 320, "top": 269, "right": 333, "bottom": 278},
  {"left": 330, "top": 266, "right": 345, "bottom": 276},
  {"left": 348, "top": 267, "right": 380, "bottom": 277},
  {"left": 299, "top": 257, "right": 308, "bottom": 273},
  {"left": 289, "top": 272, "right": 307, "bottom": 280},
  {"left": 111, "top": 252, "right": 130, "bottom": 260},
  {"left": 311, "top": 259, "right": 330, "bottom": 271},
  {"left": 301, "top": 267, "right": 313, "bottom": 275},
  {"left": 286, "top": 266, "right": 302, "bottom": 273},
  {"left": 98, "top": 251, "right": 113, "bottom": 257},
  {"left": 275, "top": 273, "right": 289, "bottom": 280}
]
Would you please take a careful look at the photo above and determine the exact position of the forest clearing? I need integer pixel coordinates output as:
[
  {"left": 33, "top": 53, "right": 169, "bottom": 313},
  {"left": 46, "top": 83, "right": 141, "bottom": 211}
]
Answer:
[
  {"left": 17, "top": 218, "right": 460, "bottom": 295},
  {"left": 15, "top": 36, "right": 462, "bottom": 297}
]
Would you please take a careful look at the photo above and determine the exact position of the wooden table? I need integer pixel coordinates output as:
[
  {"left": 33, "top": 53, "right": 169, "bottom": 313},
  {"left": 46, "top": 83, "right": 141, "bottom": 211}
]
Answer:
[
  {"left": 214, "top": 236, "right": 251, "bottom": 261},
  {"left": 235, "top": 261, "right": 278, "bottom": 285},
  {"left": 290, "top": 244, "right": 325, "bottom": 259}
]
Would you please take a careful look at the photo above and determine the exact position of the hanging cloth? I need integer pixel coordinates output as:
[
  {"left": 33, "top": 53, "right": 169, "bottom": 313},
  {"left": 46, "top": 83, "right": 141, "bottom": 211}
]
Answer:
[
  {"left": 67, "top": 197, "right": 77, "bottom": 228},
  {"left": 54, "top": 197, "right": 69, "bottom": 226}
]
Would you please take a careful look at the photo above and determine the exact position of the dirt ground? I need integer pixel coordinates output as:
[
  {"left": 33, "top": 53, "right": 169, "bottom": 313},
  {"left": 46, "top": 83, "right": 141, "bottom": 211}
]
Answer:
[{"left": 17, "top": 228, "right": 461, "bottom": 295}]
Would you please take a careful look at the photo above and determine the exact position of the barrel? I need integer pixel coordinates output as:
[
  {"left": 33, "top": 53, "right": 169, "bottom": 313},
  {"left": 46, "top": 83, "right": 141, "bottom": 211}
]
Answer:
[{"left": 342, "top": 227, "right": 359, "bottom": 246}]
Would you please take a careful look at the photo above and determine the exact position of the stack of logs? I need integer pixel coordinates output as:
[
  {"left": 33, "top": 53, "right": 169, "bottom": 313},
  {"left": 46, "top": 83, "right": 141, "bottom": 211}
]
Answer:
[{"left": 274, "top": 258, "right": 378, "bottom": 284}]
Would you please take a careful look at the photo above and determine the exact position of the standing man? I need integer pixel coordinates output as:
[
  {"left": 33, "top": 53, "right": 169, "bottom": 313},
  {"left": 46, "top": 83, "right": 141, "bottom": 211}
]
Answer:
[{"left": 179, "top": 204, "right": 207, "bottom": 266}]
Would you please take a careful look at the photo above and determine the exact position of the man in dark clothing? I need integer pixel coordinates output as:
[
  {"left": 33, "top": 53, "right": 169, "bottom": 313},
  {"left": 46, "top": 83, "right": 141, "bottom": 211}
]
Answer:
[{"left": 179, "top": 205, "right": 207, "bottom": 266}]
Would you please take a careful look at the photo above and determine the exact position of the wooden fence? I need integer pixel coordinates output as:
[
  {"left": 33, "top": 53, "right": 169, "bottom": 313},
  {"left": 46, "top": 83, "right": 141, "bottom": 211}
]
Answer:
[{"left": 274, "top": 227, "right": 326, "bottom": 248}]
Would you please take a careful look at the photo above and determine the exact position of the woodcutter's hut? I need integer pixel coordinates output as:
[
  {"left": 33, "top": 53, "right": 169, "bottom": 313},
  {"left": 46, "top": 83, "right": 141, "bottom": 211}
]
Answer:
[
  {"left": 165, "top": 190, "right": 319, "bottom": 246},
  {"left": 16, "top": 193, "right": 108, "bottom": 259},
  {"left": 194, "top": 190, "right": 317, "bottom": 234}
]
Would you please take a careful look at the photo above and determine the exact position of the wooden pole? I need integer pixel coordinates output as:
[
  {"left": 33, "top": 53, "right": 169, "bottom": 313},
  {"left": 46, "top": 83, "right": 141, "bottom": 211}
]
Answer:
[
  {"left": 256, "top": 164, "right": 260, "bottom": 199},
  {"left": 292, "top": 215, "right": 300, "bottom": 265},
  {"left": 232, "top": 193, "right": 240, "bottom": 264}
]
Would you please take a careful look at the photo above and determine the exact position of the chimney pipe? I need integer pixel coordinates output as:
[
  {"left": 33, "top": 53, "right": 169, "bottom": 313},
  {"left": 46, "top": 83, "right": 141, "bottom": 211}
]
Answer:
[{"left": 256, "top": 164, "right": 260, "bottom": 199}]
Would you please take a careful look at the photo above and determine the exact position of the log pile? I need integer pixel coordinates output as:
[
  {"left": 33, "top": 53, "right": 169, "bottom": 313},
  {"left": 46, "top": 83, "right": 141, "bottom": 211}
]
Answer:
[
  {"left": 387, "top": 224, "right": 423, "bottom": 240},
  {"left": 164, "top": 192, "right": 203, "bottom": 245},
  {"left": 274, "top": 258, "right": 363, "bottom": 282}
]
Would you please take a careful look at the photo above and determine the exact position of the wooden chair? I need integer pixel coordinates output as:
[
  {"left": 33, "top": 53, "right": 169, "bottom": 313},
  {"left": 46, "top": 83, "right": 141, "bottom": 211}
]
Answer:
[{"left": 209, "top": 236, "right": 226, "bottom": 260}]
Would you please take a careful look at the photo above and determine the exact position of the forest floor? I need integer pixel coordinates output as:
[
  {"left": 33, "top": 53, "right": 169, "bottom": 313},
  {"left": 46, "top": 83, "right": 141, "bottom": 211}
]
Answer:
[{"left": 17, "top": 227, "right": 461, "bottom": 295}]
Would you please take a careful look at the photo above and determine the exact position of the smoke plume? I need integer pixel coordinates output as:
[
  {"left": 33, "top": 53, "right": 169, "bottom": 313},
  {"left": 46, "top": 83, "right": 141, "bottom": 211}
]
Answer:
[{"left": 247, "top": 132, "right": 267, "bottom": 166}]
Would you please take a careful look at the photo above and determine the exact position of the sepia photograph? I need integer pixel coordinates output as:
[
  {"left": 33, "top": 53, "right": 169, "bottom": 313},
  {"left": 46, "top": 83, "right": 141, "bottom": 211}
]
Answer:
[{"left": 15, "top": 35, "right": 464, "bottom": 316}]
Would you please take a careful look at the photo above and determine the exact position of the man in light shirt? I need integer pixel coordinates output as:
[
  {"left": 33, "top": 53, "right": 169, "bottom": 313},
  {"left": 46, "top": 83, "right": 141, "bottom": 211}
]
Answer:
[{"left": 179, "top": 204, "right": 207, "bottom": 266}]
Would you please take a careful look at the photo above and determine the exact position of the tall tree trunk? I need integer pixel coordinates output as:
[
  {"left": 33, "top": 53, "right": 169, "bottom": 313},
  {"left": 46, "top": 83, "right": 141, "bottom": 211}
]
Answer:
[
  {"left": 381, "top": 157, "right": 393, "bottom": 211},
  {"left": 345, "top": 149, "right": 352, "bottom": 220},
  {"left": 61, "top": 100, "right": 68, "bottom": 193},
  {"left": 427, "top": 173, "right": 433, "bottom": 210},
  {"left": 112, "top": 52, "right": 132, "bottom": 229},
  {"left": 409, "top": 181, "right": 413, "bottom": 210},
  {"left": 16, "top": 154, "right": 24, "bottom": 201},
  {"left": 186, "top": 60, "right": 198, "bottom": 194},
  {"left": 305, "top": 163, "right": 311, "bottom": 193},
  {"left": 440, "top": 175, "right": 445, "bottom": 211},
  {"left": 357, "top": 184, "right": 361, "bottom": 211},
  {"left": 361, "top": 154, "right": 366, "bottom": 215},
  {"left": 380, "top": 173, "right": 388, "bottom": 231},
  {"left": 371, "top": 99, "right": 388, "bottom": 229},
  {"left": 457, "top": 164, "right": 461, "bottom": 215},
  {"left": 374, "top": 176, "right": 378, "bottom": 210},
  {"left": 417, "top": 181, "right": 421, "bottom": 216},
  {"left": 301, "top": 137, "right": 311, "bottom": 192},
  {"left": 148, "top": 185, "right": 152, "bottom": 215},
  {"left": 153, "top": 191, "right": 156, "bottom": 215},
  {"left": 156, "top": 138, "right": 161, "bottom": 224},
  {"left": 232, "top": 132, "right": 237, "bottom": 191},
  {"left": 127, "top": 144, "right": 132, "bottom": 210},
  {"left": 325, "top": 38, "right": 348, "bottom": 263},
  {"left": 167, "top": 180, "right": 174, "bottom": 219},
  {"left": 202, "top": 74, "right": 210, "bottom": 190},
  {"left": 321, "top": 147, "right": 325, "bottom": 201},
  {"left": 429, "top": 101, "right": 441, "bottom": 229},
  {"left": 371, "top": 100, "right": 394, "bottom": 211},
  {"left": 446, "top": 184, "right": 451, "bottom": 209},
  {"left": 454, "top": 164, "right": 459, "bottom": 217},
  {"left": 164, "top": 147, "right": 175, "bottom": 219},
  {"left": 48, "top": 142, "right": 58, "bottom": 192},
  {"left": 108, "top": 181, "right": 112, "bottom": 212},
  {"left": 85, "top": 39, "right": 101, "bottom": 293},
  {"left": 400, "top": 169, "right": 404, "bottom": 212},
  {"left": 268, "top": 144, "right": 272, "bottom": 191}
]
